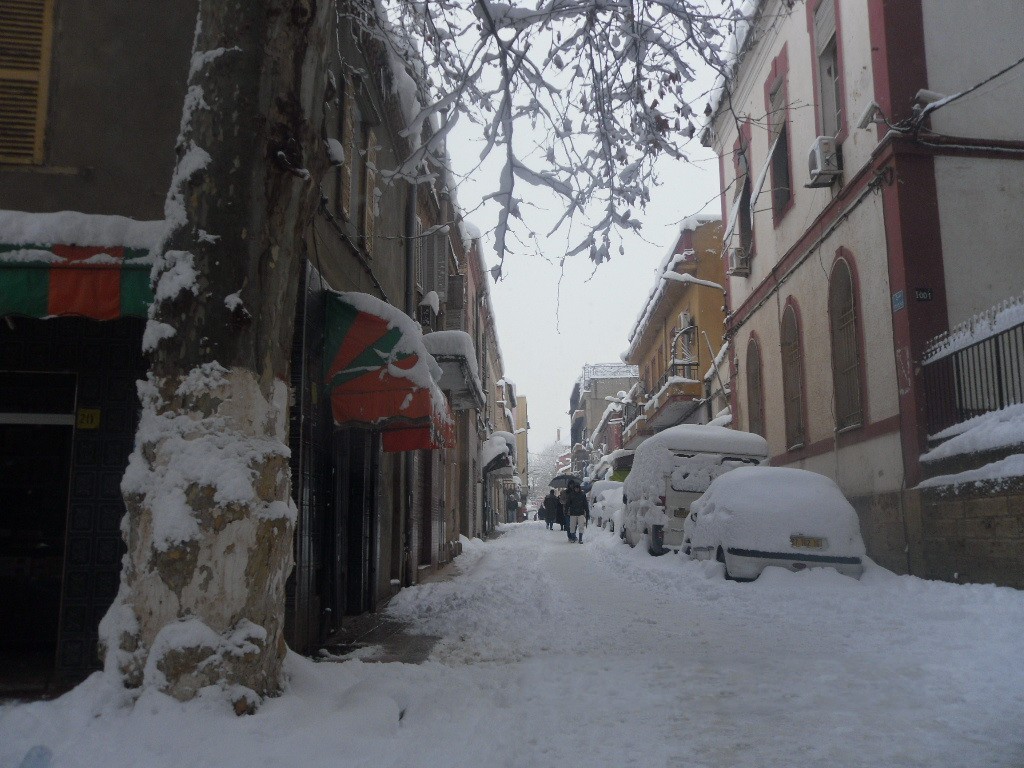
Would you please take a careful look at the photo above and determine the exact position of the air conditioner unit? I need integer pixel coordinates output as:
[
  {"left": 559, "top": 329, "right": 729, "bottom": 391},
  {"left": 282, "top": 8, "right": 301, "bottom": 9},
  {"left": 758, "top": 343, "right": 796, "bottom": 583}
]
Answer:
[
  {"left": 678, "top": 311, "right": 693, "bottom": 330},
  {"left": 727, "top": 246, "right": 750, "bottom": 276},
  {"left": 807, "top": 136, "right": 841, "bottom": 187}
]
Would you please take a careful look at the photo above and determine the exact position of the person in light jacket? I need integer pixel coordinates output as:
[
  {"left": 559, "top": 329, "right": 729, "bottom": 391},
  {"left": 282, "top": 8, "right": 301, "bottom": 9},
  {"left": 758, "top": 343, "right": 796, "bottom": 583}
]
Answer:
[{"left": 564, "top": 480, "right": 590, "bottom": 543}]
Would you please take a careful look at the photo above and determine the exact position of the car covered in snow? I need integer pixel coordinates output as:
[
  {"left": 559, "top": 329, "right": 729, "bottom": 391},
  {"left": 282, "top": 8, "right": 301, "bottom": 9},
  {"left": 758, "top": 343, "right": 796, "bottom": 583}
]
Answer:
[
  {"left": 594, "top": 488, "right": 624, "bottom": 533},
  {"left": 685, "top": 466, "right": 866, "bottom": 580},
  {"left": 588, "top": 479, "right": 622, "bottom": 528},
  {"left": 621, "top": 424, "right": 768, "bottom": 555}
]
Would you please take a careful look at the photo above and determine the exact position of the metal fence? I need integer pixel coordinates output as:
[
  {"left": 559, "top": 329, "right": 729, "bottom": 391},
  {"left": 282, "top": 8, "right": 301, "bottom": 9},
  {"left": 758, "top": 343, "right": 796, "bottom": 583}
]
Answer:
[{"left": 921, "top": 301, "right": 1024, "bottom": 436}]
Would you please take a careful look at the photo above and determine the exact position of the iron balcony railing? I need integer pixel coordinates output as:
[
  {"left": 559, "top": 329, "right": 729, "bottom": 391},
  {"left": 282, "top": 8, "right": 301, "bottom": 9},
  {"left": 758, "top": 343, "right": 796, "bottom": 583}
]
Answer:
[
  {"left": 921, "top": 296, "right": 1024, "bottom": 435},
  {"left": 622, "top": 360, "right": 699, "bottom": 434}
]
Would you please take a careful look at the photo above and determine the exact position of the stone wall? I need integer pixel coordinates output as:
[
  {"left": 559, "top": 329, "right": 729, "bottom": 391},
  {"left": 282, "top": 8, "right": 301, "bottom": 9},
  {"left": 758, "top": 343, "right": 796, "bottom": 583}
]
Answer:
[{"left": 852, "top": 484, "right": 1024, "bottom": 590}]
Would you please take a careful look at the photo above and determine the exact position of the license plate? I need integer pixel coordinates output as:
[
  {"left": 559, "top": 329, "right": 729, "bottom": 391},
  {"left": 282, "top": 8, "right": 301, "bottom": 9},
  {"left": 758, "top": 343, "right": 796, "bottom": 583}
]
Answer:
[{"left": 790, "top": 535, "right": 825, "bottom": 549}]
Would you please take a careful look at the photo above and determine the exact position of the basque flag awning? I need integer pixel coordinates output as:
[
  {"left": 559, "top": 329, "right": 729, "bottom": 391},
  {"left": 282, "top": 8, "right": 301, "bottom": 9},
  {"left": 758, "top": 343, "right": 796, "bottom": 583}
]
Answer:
[
  {"left": 0, "top": 243, "right": 153, "bottom": 319},
  {"left": 324, "top": 291, "right": 454, "bottom": 452}
]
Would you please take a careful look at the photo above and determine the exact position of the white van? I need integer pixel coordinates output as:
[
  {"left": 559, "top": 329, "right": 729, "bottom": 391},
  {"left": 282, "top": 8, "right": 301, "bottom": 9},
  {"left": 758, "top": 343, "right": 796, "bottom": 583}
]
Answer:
[{"left": 621, "top": 424, "right": 769, "bottom": 555}]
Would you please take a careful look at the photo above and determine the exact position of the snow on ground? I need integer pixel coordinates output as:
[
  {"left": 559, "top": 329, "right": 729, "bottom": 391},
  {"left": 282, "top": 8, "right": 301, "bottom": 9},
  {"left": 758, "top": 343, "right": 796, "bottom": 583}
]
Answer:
[{"left": 3, "top": 523, "right": 1024, "bottom": 768}]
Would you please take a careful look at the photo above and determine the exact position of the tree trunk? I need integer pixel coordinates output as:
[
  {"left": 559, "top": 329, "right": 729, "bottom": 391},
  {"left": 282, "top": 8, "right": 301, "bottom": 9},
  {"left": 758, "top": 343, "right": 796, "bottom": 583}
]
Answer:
[{"left": 98, "top": 0, "right": 333, "bottom": 710}]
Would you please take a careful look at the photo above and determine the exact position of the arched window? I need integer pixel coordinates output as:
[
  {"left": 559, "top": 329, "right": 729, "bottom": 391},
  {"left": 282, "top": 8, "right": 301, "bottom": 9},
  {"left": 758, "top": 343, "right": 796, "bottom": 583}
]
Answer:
[
  {"left": 781, "top": 305, "right": 805, "bottom": 449},
  {"left": 829, "top": 259, "right": 862, "bottom": 429},
  {"left": 746, "top": 339, "right": 766, "bottom": 438}
]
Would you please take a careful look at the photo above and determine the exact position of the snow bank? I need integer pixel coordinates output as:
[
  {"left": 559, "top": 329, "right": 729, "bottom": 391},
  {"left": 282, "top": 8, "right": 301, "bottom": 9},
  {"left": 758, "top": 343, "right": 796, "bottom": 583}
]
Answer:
[{"left": 922, "top": 403, "right": 1024, "bottom": 463}]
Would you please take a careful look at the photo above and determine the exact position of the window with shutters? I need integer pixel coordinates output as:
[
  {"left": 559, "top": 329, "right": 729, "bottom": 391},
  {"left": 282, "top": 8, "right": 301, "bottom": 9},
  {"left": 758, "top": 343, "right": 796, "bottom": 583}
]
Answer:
[
  {"left": 361, "top": 126, "right": 377, "bottom": 253},
  {"left": 829, "top": 258, "right": 862, "bottom": 430},
  {"left": 338, "top": 75, "right": 377, "bottom": 254},
  {"left": 780, "top": 304, "right": 805, "bottom": 449},
  {"left": 812, "top": 0, "right": 844, "bottom": 139},
  {"left": 746, "top": 338, "right": 766, "bottom": 438},
  {"left": 0, "top": 0, "right": 55, "bottom": 164},
  {"left": 767, "top": 82, "right": 791, "bottom": 217}
]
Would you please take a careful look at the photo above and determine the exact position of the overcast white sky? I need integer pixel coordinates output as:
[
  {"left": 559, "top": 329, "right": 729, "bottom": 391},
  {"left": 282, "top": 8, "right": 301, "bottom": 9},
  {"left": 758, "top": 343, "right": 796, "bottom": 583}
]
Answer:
[{"left": 449, "top": 127, "right": 723, "bottom": 455}]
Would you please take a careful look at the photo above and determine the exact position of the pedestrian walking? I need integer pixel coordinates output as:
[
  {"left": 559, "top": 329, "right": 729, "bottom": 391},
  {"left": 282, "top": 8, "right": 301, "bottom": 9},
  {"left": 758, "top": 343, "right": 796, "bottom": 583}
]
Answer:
[
  {"left": 564, "top": 479, "right": 589, "bottom": 543},
  {"left": 541, "top": 490, "right": 559, "bottom": 530}
]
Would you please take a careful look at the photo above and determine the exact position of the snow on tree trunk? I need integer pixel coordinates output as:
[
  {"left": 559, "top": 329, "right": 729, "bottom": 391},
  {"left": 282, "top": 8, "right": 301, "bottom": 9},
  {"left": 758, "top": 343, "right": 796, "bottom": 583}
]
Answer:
[{"left": 98, "top": 0, "right": 332, "bottom": 709}]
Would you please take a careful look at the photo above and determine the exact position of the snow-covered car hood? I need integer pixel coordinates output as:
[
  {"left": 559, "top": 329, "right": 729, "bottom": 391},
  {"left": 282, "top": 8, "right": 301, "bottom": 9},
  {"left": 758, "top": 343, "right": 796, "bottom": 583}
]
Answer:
[{"left": 690, "top": 467, "right": 866, "bottom": 555}]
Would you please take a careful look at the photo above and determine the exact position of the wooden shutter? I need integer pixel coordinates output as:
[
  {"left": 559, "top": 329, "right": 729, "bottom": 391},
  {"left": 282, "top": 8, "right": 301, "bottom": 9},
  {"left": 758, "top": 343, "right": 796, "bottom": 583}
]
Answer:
[
  {"left": 781, "top": 306, "right": 805, "bottom": 448},
  {"left": 433, "top": 233, "right": 449, "bottom": 302},
  {"left": 339, "top": 75, "right": 354, "bottom": 219},
  {"left": 362, "top": 127, "right": 376, "bottom": 253},
  {"left": 0, "top": 0, "right": 54, "bottom": 164},
  {"left": 746, "top": 339, "right": 765, "bottom": 438},
  {"left": 829, "top": 261, "right": 862, "bottom": 429}
]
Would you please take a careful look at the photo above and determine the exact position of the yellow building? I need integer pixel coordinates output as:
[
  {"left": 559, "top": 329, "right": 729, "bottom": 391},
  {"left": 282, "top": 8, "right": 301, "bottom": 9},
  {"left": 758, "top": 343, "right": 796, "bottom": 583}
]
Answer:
[{"left": 622, "top": 216, "right": 725, "bottom": 447}]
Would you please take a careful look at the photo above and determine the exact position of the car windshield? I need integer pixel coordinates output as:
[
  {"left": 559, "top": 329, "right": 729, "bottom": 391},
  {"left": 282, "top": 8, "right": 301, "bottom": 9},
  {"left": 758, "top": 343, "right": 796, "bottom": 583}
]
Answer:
[{"left": 669, "top": 455, "right": 761, "bottom": 493}]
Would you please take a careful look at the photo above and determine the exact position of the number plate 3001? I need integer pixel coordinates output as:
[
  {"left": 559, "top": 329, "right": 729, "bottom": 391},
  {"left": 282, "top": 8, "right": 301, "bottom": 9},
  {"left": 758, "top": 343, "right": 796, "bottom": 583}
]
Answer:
[{"left": 790, "top": 535, "right": 825, "bottom": 549}]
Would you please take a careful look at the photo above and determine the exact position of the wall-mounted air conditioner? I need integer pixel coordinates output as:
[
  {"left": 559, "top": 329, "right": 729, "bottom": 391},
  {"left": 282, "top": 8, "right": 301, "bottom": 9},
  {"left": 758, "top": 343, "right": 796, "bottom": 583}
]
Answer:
[
  {"left": 807, "top": 136, "right": 841, "bottom": 187},
  {"left": 727, "top": 247, "right": 750, "bottom": 276},
  {"left": 678, "top": 311, "right": 693, "bottom": 330}
]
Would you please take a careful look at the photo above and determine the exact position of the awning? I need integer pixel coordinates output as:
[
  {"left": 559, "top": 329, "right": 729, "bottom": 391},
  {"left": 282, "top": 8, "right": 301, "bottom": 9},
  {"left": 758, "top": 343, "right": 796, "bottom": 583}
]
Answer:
[
  {"left": 324, "top": 291, "right": 454, "bottom": 452},
  {"left": 421, "top": 330, "right": 485, "bottom": 411},
  {"left": 748, "top": 132, "right": 781, "bottom": 223},
  {"left": 0, "top": 244, "right": 153, "bottom": 319}
]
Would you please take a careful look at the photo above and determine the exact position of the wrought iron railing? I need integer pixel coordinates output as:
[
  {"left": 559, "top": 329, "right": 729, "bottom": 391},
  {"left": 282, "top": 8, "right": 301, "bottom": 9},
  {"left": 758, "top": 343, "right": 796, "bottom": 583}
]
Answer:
[{"left": 921, "top": 296, "right": 1024, "bottom": 435}]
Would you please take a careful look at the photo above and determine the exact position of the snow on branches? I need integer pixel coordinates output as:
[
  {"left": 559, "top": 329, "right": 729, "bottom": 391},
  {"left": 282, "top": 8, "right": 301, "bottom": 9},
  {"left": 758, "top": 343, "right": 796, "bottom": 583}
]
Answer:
[{"left": 348, "top": 0, "right": 737, "bottom": 273}]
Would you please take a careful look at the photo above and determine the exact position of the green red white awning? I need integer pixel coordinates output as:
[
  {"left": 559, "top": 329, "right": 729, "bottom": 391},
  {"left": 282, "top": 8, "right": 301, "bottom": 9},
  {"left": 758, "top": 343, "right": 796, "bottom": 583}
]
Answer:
[
  {"left": 324, "top": 291, "right": 454, "bottom": 452},
  {"left": 0, "top": 243, "right": 154, "bottom": 319}
]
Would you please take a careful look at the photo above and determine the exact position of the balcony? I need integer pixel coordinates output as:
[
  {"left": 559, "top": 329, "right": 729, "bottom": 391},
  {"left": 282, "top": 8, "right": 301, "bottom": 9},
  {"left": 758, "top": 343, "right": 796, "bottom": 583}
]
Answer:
[{"left": 638, "top": 361, "right": 705, "bottom": 433}]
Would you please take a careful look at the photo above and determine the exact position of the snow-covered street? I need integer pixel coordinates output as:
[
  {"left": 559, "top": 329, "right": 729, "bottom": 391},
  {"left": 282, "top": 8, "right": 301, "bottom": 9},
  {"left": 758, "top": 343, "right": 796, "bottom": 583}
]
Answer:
[{"left": 3, "top": 521, "right": 1024, "bottom": 768}]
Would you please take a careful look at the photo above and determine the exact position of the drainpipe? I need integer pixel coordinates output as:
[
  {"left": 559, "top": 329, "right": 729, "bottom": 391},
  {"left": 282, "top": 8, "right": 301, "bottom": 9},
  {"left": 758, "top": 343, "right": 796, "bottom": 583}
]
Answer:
[{"left": 403, "top": 181, "right": 418, "bottom": 585}]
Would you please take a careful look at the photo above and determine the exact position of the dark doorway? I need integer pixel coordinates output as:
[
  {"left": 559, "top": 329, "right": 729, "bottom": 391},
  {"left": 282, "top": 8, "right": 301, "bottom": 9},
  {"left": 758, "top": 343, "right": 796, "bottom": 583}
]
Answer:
[
  {"left": 336, "top": 428, "right": 377, "bottom": 617},
  {"left": 0, "top": 372, "right": 76, "bottom": 695},
  {"left": 419, "top": 450, "right": 433, "bottom": 568}
]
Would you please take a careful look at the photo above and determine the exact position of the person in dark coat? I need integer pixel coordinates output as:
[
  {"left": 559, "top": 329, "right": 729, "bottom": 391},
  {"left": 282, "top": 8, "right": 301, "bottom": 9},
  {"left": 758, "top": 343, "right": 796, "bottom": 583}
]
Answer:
[
  {"left": 564, "top": 480, "right": 590, "bottom": 543},
  {"left": 541, "top": 490, "right": 559, "bottom": 530}
]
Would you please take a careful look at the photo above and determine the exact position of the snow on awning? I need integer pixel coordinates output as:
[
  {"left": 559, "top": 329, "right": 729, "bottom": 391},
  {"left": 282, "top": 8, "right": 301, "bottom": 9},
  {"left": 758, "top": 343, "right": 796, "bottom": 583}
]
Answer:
[
  {"left": 324, "top": 291, "right": 454, "bottom": 452},
  {"left": 422, "top": 330, "right": 486, "bottom": 411}
]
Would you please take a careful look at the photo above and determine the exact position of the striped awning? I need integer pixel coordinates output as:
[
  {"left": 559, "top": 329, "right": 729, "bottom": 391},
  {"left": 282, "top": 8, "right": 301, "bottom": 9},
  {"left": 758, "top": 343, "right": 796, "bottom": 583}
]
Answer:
[
  {"left": 324, "top": 291, "right": 454, "bottom": 452},
  {"left": 0, "top": 243, "right": 153, "bottom": 319}
]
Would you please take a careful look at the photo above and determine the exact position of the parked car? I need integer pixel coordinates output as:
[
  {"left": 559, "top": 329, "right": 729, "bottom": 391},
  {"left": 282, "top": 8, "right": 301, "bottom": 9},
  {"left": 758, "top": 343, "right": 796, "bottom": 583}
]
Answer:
[
  {"left": 685, "top": 466, "right": 866, "bottom": 580},
  {"left": 588, "top": 479, "right": 622, "bottom": 528},
  {"left": 594, "top": 488, "right": 624, "bottom": 533},
  {"left": 622, "top": 424, "right": 768, "bottom": 555}
]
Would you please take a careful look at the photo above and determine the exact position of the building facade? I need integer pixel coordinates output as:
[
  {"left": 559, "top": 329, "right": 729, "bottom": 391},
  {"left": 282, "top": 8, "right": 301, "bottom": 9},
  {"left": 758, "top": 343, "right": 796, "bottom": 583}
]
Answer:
[
  {"left": 705, "top": 0, "right": 1024, "bottom": 581},
  {"left": 621, "top": 216, "right": 726, "bottom": 449}
]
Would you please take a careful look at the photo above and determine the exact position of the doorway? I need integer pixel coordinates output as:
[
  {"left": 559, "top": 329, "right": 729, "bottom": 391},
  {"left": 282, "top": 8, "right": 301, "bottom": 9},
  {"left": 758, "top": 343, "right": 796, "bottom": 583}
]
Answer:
[{"left": 0, "top": 372, "right": 76, "bottom": 694}]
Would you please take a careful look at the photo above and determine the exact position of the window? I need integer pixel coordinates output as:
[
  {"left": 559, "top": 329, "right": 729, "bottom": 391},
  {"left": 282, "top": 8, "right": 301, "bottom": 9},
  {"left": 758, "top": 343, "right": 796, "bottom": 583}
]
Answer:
[
  {"left": 814, "top": 0, "right": 843, "bottom": 138},
  {"left": 746, "top": 339, "right": 766, "bottom": 438},
  {"left": 0, "top": 0, "right": 55, "bottom": 164},
  {"left": 829, "top": 259, "right": 862, "bottom": 429},
  {"left": 738, "top": 166, "right": 753, "bottom": 255},
  {"left": 780, "top": 304, "right": 805, "bottom": 449},
  {"left": 339, "top": 76, "right": 377, "bottom": 253},
  {"left": 724, "top": 134, "right": 754, "bottom": 273},
  {"left": 768, "top": 83, "right": 791, "bottom": 215}
]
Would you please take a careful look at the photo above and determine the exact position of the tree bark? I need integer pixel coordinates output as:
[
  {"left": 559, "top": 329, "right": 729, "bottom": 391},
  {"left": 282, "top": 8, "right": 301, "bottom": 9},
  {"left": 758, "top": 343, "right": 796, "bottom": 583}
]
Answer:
[{"left": 99, "top": 0, "right": 333, "bottom": 710}]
